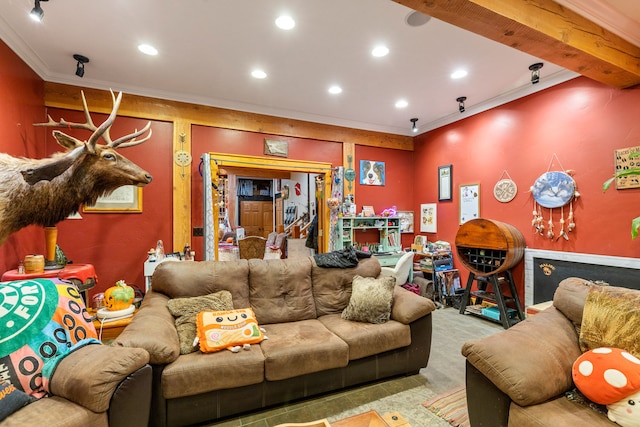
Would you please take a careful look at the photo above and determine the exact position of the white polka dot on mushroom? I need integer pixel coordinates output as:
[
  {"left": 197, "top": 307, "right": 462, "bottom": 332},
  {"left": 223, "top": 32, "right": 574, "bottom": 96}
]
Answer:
[
  {"left": 621, "top": 351, "right": 640, "bottom": 365},
  {"left": 578, "top": 360, "right": 594, "bottom": 376},
  {"left": 604, "top": 368, "right": 628, "bottom": 388}
]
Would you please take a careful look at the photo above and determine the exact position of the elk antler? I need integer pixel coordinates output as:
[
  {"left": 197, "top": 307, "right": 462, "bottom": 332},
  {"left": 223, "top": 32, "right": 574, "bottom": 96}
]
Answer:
[{"left": 34, "top": 90, "right": 152, "bottom": 151}]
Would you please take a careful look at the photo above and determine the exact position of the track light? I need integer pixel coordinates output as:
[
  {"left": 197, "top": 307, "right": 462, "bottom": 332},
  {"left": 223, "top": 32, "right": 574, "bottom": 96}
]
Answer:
[
  {"left": 529, "top": 62, "right": 544, "bottom": 84},
  {"left": 456, "top": 97, "right": 467, "bottom": 113},
  {"left": 30, "top": 0, "right": 47, "bottom": 22},
  {"left": 410, "top": 118, "right": 418, "bottom": 133},
  {"left": 73, "top": 54, "right": 89, "bottom": 78}
]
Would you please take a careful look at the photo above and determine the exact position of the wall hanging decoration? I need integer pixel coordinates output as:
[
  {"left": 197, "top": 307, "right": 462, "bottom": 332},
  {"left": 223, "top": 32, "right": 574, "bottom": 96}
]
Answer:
[
  {"left": 264, "top": 139, "right": 288, "bottom": 157},
  {"left": 397, "top": 211, "right": 414, "bottom": 233},
  {"left": 459, "top": 183, "right": 480, "bottom": 224},
  {"left": 493, "top": 170, "right": 517, "bottom": 203},
  {"left": 438, "top": 164, "right": 452, "bottom": 201},
  {"left": 530, "top": 154, "right": 579, "bottom": 241},
  {"left": 613, "top": 145, "right": 640, "bottom": 189},
  {"left": 420, "top": 203, "right": 437, "bottom": 233},
  {"left": 359, "top": 160, "right": 385, "bottom": 185}
]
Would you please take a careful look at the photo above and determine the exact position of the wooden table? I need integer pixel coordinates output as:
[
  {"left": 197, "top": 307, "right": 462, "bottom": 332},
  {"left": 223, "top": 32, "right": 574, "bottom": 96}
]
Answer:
[
  {"left": 89, "top": 308, "right": 137, "bottom": 341},
  {"left": 331, "top": 410, "right": 410, "bottom": 427}
]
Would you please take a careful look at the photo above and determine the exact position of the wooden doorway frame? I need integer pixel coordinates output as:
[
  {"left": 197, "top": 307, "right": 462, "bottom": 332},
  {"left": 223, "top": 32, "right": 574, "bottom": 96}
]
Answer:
[{"left": 209, "top": 153, "right": 332, "bottom": 259}]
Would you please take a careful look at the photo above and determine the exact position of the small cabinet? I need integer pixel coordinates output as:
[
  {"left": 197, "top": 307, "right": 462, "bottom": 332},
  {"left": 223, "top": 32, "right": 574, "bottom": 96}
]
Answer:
[{"left": 338, "top": 216, "right": 402, "bottom": 253}]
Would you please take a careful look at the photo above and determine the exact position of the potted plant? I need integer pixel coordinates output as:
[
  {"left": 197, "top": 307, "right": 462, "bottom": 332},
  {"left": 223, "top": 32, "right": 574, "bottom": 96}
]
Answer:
[{"left": 603, "top": 152, "right": 640, "bottom": 239}]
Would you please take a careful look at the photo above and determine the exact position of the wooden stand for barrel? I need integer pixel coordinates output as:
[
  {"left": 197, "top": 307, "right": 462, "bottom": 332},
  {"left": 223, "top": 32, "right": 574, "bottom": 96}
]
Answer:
[{"left": 455, "top": 219, "right": 525, "bottom": 329}]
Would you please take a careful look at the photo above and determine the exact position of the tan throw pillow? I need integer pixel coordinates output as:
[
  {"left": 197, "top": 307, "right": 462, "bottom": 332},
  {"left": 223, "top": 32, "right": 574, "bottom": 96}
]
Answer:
[
  {"left": 341, "top": 275, "right": 395, "bottom": 324},
  {"left": 167, "top": 291, "right": 234, "bottom": 354}
]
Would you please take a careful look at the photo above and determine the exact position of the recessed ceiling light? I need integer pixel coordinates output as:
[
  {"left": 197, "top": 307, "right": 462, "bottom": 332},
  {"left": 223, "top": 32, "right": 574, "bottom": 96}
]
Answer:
[
  {"left": 252, "top": 69, "right": 267, "bottom": 79},
  {"left": 138, "top": 44, "right": 158, "bottom": 56},
  {"left": 395, "top": 100, "right": 408, "bottom": 108},
  {"left": 371, "top": 45, "right": 389, "bottom": 57},
  {"left": 275, "top": 15, "right": 295, "bottom": 30},
  {"left": 451, "top": 69, "right": 468, "bottom": 79},
  {"left": 328, "top": 85, "right": 342, "bottom": 94},
  {"left": 405, "top": 11, "right": 431, "bottom": 27}
]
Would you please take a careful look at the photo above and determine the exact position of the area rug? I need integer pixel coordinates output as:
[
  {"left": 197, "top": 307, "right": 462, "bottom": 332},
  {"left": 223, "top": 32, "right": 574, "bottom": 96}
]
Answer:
[{"left": 422, "top": 385, "right": 470, "bottom": 427}]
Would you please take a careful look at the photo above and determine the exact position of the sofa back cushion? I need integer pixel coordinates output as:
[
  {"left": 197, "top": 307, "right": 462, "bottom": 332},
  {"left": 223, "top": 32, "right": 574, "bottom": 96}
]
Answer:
[
  {"left": 249, "top": 257, "right": 316, "bottom": 324},
  {"left": 152, "top": 260, "right": 250, "bottom": 308},
  {"left": 311, "top": 256, "right": 382, "bottom": 317},
  {"left": 553, "top": 277, "right": 596, "bottom": 330}
]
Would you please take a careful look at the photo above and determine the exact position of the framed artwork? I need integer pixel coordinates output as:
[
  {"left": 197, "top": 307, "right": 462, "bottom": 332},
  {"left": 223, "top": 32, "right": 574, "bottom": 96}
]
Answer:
[
  {"left": 438, "top": 165, "right": 452, "bottom": 201},
  {"left": 420, "top": 203, "right": 437, "bottom": 233},
  {"left": 83, "top": 185, "right": 142, "bottom": 213},
  {"left": 359, "top": 160, "right": 385, "bottom": 185},
  {"left": 459, "top": 183, "right": 480, "bottom": 224},
  {"left": 614, "top": 145, "right": 640, "bottom": 189},
  {"left": 264, "top": 139, "right": 288, "bottom": 157},
  {"left": 397, "top": 211, "right": 414, "bottom": 233}
]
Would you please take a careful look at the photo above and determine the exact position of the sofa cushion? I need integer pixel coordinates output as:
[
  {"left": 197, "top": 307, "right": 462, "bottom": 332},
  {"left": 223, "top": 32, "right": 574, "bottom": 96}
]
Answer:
[
  {"left": 391, "top": 286, "right": 437, "bottom": 324},
  {"left": 462, "top": 307, "right": 582, "bottom": 407},
  {"left": 553, "top": 277, "right": 597, "bottom": 331},
  {"left": 152, "top": 260, "right": 251, "bottom": 309},
  {"left": 508, "top": 397, "right": 615, "bottom": 426},
  {"left": 318, "top": 314, "right": 411, "bottom": 360},
  {"left": 260, "top": 319, "right": 349, "bottom": 381},
  {"left": 196, "top": 308, "right": 264, "bottom": 353},
  {"left": 161, "top": 346, "right": 265, "bottom": 399},
  {"left": 341, "top": 275, "right": 395, "bottom": 324},
  {"left": 167, "top": 291, "right": 234, "bottom": 354},
  {"left": 0, "top": 395, "right": 107, "bottom": 427},
  {"left": 311, "top": 257, "right": 382, "bottom": 317},
  {"left": 248, "top": 258, "right": 316, "bottom": 324}
]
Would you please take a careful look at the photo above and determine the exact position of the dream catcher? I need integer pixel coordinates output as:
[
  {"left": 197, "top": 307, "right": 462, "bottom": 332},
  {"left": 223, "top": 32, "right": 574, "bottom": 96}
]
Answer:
[{"left": 530, "top": 154, "right": 579, "bottom": 241}]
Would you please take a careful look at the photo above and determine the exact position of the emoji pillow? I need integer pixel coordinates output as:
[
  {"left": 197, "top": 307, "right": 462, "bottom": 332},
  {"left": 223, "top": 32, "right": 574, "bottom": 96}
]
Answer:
[{"left": 196, "top": 308, "right": 264, "bottom": 353}]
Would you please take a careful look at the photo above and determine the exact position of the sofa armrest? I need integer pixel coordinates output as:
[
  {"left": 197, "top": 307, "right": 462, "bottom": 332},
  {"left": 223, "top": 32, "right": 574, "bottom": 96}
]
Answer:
[
  {"left": 49, "top": 344, "right": 149, "bottom": 413},
  {"left": 461, "top": 306, "right": 582, "bottom": 407},
  {"left": 108, "top": 364, "right": 152, "bottom": 427},
  {"left": 391, "top": 286, "right": 436, "bottom": 324},
  {"left": 113, "top": 291, "right": 181, "bottom": 365}
]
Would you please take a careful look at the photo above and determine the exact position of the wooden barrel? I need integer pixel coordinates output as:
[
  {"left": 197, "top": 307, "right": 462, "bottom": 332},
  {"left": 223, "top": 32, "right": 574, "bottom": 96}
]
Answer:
[
  {"left": 455, "top": 218, "right": 525, "bottom": 276},
  {"left": 24, "top": 254, "right": 45, "bottom": 274}
]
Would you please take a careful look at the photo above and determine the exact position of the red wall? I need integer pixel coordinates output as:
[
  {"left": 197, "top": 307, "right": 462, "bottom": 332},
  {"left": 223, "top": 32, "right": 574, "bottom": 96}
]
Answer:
[
  {"left": 355, "top": 145, "right": 416, "bottom": 249},
  {"left": 414, "top": 77, "right": 640, "bottom": 298},
  {"left": 0, "top": 40, "right": 46, "bottom": 274}
]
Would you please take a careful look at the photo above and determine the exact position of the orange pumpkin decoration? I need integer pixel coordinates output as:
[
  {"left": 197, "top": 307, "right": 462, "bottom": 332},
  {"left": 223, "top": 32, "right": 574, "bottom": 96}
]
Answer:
[{"left": 104, "top": 280, "right": 135, "bottom": 311}]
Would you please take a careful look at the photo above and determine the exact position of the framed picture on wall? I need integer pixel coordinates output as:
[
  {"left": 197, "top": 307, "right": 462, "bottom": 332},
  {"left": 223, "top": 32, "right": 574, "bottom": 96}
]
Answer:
[
  {"left": 397, "top": 211, "right": 414, "bottom": 233},
  {"left": 459, "top": 183, "right": 480, "bottom": 224},
  {"left": 420, "top": 203, "right": 437, "bottom": 233},
  {"left": 359, "top": 160, "right": 385, "bottom": 186},
  {"left": 83, "top": 185, "right": 142, "bottom": 213},
  {"left": 438, "top": 165, "right": 452, "bottom": 201}
]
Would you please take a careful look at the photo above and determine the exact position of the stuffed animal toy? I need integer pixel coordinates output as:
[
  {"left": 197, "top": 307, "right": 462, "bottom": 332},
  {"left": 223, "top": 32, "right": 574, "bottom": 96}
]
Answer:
[{"left": 573, "top": 347, "right": 640, "bottom": 427}]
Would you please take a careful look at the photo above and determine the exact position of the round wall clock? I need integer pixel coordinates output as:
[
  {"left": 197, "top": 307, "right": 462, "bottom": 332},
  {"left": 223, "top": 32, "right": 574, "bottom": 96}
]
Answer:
[
  {"left": 531, "top": 171, "right": 575, "bottom": 208},
  {"left": 493, "top": 179, "right": 517, "bottom": 203}
]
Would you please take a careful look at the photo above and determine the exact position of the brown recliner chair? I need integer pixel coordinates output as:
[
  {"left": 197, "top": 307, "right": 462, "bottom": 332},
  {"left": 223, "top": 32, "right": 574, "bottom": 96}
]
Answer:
[{"left": 238, "top": 236, "right": 267, "bottom": 259}]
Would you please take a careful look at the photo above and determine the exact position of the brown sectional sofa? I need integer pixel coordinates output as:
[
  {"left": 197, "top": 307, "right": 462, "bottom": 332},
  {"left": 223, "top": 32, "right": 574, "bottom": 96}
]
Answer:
[
  {"left": 114, "top": 256, "right": 436, "bottom": 427},
  {"left": 462, "top": 277, "right": 627, "bottom": 426}
]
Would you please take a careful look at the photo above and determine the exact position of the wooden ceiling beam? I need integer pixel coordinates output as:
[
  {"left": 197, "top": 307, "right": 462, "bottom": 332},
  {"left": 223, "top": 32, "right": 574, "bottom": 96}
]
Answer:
[{"left": 393, "top": 0, "right": 640, "bottom": 88}]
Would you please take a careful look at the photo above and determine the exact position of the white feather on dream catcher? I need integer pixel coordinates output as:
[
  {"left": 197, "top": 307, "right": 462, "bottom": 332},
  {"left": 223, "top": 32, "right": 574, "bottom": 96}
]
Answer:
[{"left": 530, "top": 154, "right": 579, "bottom": 241}]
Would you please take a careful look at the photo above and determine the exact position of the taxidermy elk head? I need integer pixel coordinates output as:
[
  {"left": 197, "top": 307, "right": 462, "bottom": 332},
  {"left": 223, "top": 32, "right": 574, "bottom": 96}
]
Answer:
[{"left": 0, "top": 90, "right": 152, "bottom": 245}]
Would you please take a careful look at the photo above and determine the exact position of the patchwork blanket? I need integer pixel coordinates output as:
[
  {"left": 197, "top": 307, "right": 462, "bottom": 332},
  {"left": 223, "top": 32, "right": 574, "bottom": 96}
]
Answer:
[{"left": 0, "top": 278, "right": 99, "bottom": 398}]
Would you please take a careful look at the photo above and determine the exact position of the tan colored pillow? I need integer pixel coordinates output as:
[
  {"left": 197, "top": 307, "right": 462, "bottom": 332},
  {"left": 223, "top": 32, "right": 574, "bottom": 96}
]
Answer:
[
  {"left": 341, "top": 275, "right": 395, "bottom": 324},
  {"left": 167, "top": 291, "right": 234, "bottom": 354}
]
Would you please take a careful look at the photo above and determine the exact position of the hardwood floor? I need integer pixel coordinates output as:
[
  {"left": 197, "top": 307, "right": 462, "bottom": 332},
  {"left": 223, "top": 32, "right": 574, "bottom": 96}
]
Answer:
[{"left": 205, "top": 307, "right": 503, "bottom": 427}]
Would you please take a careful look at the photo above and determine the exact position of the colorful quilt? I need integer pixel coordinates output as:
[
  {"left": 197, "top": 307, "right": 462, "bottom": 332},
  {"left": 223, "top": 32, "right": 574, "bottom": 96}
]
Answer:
[{"left": 0, "top": 278, "right": 99, "bottom": 398}]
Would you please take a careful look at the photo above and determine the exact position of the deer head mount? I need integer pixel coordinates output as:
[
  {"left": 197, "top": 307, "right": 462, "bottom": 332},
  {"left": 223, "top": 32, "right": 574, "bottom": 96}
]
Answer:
[{"left": 0, "top": 90, "right": 153, "bottom": 245}]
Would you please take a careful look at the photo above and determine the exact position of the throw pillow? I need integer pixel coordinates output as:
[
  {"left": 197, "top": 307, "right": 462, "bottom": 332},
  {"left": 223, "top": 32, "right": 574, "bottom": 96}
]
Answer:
[
  {"left": 167, "top": 291, "right": 234, "bottom": 354},
  {"left": 0, "top": 379, "right": 35, "bottom": 421},
  {"left": 341, "top": 275, "right": 395, "bottom": 324},
  {"left": 196, "top": 308, "right": 264, "bottom": 353}
]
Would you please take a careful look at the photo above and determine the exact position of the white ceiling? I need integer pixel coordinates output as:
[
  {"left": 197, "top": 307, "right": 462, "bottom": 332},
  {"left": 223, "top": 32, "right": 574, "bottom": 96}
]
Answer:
[{"left": 0, "top": 0, "right": 638, "bottom": 136}]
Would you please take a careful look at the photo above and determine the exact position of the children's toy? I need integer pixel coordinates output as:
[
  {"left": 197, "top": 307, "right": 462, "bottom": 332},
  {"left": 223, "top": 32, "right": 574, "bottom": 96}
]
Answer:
[{"left": 573, "top": 347, "right": 640, "bottom": 427}]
